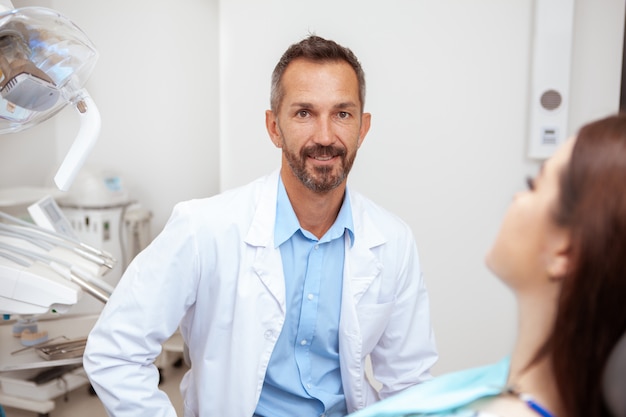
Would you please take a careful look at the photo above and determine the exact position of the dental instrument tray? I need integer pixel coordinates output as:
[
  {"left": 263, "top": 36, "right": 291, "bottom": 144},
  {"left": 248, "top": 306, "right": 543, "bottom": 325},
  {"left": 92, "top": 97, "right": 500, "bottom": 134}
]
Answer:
[{"left": 34, "top": 337, "right": 87, "bottom": 360}]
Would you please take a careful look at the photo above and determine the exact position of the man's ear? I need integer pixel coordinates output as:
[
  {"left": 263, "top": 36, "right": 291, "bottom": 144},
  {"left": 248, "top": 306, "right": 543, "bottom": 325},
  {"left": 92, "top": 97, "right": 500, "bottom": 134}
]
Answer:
[
  {"left": 357, "top": 112, "right": 371, "bottom": 148},
  {"left": 266, "top": 110, "right": 281, "bottom": 148}
]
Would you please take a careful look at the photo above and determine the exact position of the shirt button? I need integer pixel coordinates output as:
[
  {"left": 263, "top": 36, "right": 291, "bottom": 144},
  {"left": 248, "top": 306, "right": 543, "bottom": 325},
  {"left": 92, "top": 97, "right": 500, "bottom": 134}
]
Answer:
[
  {"left": 314, "top": 244, "right": 319, "bottom": 250},
  {"left": 300, "top": 339, "right": 307, "bottom": 345},
  {"left": 307, "top": 293, "right": 314, "bottom": 300},
  {"left": 264, "top": 330, "right": 273, "bottom": 339}
]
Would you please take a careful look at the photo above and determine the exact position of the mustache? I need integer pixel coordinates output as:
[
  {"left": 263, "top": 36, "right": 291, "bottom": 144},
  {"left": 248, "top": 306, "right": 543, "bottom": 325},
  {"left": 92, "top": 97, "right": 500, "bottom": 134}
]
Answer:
[{"left": 302, "top": 144, "right": 346, "bottom": 158}]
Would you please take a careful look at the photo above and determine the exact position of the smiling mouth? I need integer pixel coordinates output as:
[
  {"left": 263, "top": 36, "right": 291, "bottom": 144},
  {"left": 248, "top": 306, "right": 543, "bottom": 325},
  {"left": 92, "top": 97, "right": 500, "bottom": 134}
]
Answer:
[
  {"left": 304, "top": 145, "right": 345, "bottom": 162},
  {"left": 312, "top": 155, "right": 335, "bottom": 161}
]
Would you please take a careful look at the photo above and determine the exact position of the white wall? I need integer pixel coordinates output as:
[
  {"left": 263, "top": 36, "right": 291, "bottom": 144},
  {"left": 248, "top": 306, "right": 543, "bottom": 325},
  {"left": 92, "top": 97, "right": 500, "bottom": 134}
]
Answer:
[{"left": 2, "top": 0, "right": 624, "bottom": 375}]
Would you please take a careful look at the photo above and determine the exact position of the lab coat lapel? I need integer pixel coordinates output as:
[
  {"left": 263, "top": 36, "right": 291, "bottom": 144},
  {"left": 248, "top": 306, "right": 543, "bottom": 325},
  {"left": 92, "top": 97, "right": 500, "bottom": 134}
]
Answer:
[
  {"left": 339, "top": 192, "right": 387, "bottom": 410},
  {"left": 242, "top": 175, "right": 387, "bottom": 315},
  {"left": 345, "top": 194, "right": 385, "bottom": 305},
  {"left": 345, "top": 236, "right": 381, "bottom": 304},
  {"left": 244, "top": 170, "right": 286, "bottom": 313}
]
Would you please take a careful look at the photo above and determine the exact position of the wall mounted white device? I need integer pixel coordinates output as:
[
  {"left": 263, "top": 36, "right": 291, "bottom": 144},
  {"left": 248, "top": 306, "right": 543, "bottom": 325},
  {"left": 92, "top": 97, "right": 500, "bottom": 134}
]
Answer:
[{"left": 527, "top": 0, "right": 575, "bottom": 159}]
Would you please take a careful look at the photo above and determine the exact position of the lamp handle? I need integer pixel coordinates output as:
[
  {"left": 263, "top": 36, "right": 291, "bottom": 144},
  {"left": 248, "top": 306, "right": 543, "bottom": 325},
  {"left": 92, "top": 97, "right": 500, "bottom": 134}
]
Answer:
[{"left": 53, "top": 89, "right": 101, "bottom": 191}]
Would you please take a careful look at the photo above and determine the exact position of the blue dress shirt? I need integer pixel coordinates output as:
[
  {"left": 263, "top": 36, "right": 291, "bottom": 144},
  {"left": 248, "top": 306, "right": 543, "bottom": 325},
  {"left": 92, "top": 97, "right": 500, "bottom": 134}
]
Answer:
[{"left": 254, "top": 178, "right": 354, "bottom": 417}]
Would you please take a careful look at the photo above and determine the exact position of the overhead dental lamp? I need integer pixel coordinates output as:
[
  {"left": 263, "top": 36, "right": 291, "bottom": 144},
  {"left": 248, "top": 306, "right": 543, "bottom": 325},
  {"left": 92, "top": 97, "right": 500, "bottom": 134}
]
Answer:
[
  {"left": 0, "top": 1, "right": 110, "bottom": 317},
  {"left": 0, "top": 1, "right": 100, "bottom": 191}
]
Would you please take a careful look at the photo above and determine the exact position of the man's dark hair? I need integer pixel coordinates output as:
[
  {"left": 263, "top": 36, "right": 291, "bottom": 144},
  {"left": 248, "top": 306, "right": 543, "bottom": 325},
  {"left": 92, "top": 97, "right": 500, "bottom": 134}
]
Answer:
[{"left": 270, "top": 35, "right": 366, "bottom": 113}]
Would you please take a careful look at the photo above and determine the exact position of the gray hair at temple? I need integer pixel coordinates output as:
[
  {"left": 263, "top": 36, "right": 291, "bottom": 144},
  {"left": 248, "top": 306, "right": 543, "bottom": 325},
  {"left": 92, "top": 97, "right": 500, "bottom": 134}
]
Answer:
[{"left": 270, "top": 35, "right": 366, "bottom": 113}]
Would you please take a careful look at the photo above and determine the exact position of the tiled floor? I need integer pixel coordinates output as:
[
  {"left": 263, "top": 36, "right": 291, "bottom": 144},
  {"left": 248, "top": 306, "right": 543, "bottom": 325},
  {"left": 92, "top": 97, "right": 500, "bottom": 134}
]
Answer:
[{"left": 1, "top": 359, "right": 188, "bottom": 417}]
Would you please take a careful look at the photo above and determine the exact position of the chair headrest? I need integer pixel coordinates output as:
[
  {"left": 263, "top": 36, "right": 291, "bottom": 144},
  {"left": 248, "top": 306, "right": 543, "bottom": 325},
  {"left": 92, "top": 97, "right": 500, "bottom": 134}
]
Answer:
[{"left": 603, "top": 331, "right": 626, "bottom": 417}]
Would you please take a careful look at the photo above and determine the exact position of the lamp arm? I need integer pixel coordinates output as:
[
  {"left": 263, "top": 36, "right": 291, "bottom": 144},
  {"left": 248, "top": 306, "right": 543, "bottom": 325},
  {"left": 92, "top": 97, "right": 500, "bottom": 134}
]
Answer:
[{"left": 53, "top": 89, "right": 101, "bottom": 191}]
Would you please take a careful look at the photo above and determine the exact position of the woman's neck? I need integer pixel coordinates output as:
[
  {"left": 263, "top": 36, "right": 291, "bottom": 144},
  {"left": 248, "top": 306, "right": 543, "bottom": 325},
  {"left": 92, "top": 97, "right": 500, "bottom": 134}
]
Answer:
[{"left": 507, "top": 290, "right": 564, "bottom": 416}]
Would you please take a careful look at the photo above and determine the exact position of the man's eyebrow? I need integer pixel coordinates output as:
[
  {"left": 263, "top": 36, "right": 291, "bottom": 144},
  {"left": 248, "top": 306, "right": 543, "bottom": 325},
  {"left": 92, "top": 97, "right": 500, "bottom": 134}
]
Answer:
[
  {"left": 288, "top": 102, "right": 314, "bottom": 110},
  {"left": 334, "top": 102, "right": 358, "bottom": 110},
  {"left": 287, "top": 102, "right": 358, "bottom": 109}
]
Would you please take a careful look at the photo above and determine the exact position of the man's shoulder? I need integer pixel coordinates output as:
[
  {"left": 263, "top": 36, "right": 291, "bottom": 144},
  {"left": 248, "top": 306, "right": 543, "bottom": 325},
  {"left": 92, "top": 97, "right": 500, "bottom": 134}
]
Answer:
[
  {"left": 349, "top": 188, "right": 410, "bottom": 229},
  {"left": 188, "top": 172, "right": 276, "bottom": 206},
  {"left": 171, "top": 172, "right": 277, "bottom": 223}
]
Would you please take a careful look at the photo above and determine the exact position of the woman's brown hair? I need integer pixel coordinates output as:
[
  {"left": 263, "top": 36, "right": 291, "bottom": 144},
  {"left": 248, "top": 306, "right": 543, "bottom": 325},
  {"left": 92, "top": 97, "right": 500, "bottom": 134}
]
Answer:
[{"left": 550, "top": 113, "right": 626, "bottom": 417}]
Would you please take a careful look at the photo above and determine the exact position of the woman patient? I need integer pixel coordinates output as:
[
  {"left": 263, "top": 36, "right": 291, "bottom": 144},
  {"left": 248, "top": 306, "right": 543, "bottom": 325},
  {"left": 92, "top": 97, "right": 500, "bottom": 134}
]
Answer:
[{"left": 349, "top": 113, "right": 626, "bottom": 417}]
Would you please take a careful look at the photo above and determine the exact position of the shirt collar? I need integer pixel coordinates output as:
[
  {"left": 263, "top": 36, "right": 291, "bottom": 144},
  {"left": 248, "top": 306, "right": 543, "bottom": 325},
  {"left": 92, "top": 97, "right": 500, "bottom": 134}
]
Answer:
[{"left": 274, "top": 176, "right": 354, "bottom": 248}]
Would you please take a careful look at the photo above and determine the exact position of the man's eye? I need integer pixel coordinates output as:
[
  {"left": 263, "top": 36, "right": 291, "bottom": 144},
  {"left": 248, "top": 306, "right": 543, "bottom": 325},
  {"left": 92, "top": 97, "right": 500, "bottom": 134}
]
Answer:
[
  {"left": 297, "top": 110, "right": 309, "bottom": 118},
  {"left": 526, "top": 176, "right": 535, "bottom": 191},
  {"left": 338, "top": 111, "right": 350, "bottom": 119}
]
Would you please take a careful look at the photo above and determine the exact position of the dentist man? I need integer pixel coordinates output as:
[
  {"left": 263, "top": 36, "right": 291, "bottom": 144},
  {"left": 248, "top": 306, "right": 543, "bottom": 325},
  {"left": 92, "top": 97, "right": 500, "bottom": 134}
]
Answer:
[{"left": 84, "top": 35, "right": 437, "bottom": 417}]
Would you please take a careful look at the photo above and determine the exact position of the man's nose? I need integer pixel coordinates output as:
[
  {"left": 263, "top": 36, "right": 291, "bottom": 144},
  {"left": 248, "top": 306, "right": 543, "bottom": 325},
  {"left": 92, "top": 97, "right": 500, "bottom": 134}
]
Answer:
[{"left": 314, "top": 116, "right": 336, "bottom": 146}]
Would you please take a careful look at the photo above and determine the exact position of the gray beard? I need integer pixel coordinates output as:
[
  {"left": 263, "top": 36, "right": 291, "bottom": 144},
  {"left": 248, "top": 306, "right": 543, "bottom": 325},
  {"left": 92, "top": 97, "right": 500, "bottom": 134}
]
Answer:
[{"left": 283, "top": 144, "right": 355, "bottom": 193}]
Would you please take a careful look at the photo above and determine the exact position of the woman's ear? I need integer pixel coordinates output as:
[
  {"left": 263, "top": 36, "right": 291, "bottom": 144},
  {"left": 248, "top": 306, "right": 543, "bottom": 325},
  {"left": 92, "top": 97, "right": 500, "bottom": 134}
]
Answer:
[{"left": 546, "top": 231, "right": 571, "bottom": 281}]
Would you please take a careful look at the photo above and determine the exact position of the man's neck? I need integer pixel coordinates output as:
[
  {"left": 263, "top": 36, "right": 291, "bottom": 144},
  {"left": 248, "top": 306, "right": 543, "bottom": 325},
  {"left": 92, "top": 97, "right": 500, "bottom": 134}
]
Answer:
[{"left": 280, "top": 168, "right": 346, "bottom": 239}]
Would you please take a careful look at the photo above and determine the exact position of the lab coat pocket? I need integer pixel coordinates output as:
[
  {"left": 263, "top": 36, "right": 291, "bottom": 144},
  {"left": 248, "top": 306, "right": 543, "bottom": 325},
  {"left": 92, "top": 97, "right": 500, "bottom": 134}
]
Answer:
[{"left": 356, "top": 302, "right": 394, "bottom": 354}]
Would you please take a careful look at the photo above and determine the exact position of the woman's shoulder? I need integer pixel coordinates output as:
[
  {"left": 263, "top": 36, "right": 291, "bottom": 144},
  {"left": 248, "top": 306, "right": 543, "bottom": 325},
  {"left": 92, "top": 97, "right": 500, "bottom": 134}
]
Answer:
[
  {"left": 412, "top": 395, "right": 551, "bottom": 417},
  {"left": 471, "top": 395, "right": 550, "bottom": 417},
  {"left": 350, "top": 359, "right": 510, "bottom": 417}
]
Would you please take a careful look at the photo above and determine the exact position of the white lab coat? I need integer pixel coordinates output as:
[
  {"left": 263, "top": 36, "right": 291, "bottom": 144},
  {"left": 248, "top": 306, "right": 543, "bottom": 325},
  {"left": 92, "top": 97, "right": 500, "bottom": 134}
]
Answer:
[{"left": 84, "top": 170, "right": 437, "bottom": 417}]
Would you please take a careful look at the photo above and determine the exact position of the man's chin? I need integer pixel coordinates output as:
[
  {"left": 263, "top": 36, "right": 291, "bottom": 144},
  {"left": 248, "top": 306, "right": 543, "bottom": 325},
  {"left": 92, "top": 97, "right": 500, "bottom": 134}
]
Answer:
[{"left": 308, "top": 175, "right": 346, "bottom": 193}]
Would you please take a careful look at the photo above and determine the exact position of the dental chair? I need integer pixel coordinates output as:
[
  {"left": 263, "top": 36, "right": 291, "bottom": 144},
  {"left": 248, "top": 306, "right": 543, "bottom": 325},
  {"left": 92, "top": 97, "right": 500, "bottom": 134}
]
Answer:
[{"left": 603, "top": 331, "right": 626, "bottom": 417}]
